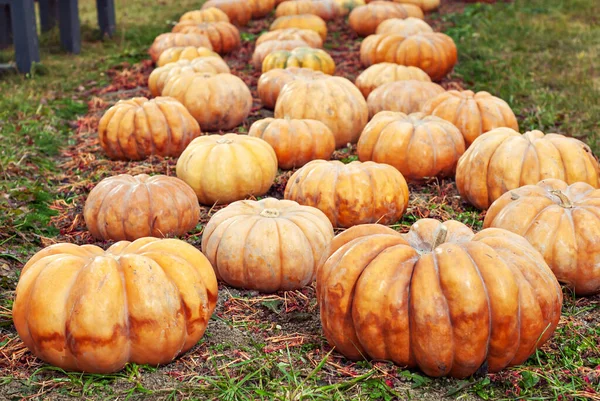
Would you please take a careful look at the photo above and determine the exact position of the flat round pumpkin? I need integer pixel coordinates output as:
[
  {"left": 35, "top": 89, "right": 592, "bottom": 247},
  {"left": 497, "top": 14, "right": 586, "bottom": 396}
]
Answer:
[
  {"left": 256, "top": 28, "right": 323, "bottom": 48},
  {"left": 262, "top": 47, "right": 335, "bottom": 74},
  {"left": 456, "top": 128, "right": 600, "bottom": 210},
  {"left": 148, "top": 57, "right": 231, "bottom": 97},
  {"left": 162, "top": 72, "right": 252, "bottom": 131},
  {"left": 202, "top": 197, "right": 334, "bottom": 292},
  {"left": 349, "top": 2, "right": 424, "bottom": 37},
  {"left": 201, "top": 0, "right": 252, "bottom": 26},
  {"left": 172, "top": 21, "right": 241, "bottom": 54},
  {"left": 360, "top": 32, "right": 457, "bottom": 81},
  {"left": 355, "top": 63, "right": 431, "bottom": 98},
  {"left": 274, "top": 75, "right": 368, "bottom": 148},
  {"left": 149, "top": 33, "right": 213, "bottom": 62},
  {"left": 375, "top": 17, "right": 433, "bottom": 36},
  {"left": 367, "top": 80, "right": 444, "bottom": 116},
  {"left": 270, "top": 14, "right": 328, "bottom": 40},
  {"left": 249, "top": 117, "right": 336, "bottom": 169},
  {"left": 13, "top": 238, "right": 218, "bottom": 373},
  {"left": 275, "top": 0, "right": 342, "bottom": 21},
  {"left": 179, "top": 8, "right": 230, "bottom": 23},
  {"left": 421, "top": 90, "right": 519, "bottom": 147},
  {"left": 284, "top": 160, "right": 409, "bottom": 227},
  {"left": 84, "top": 174, "right": 200, "bottom": 241},
  {"left": 484, "top": 179, "right": 600, "bottom": 296},
  {"left": 317, "top": 219, "right": 562, "bottom": 378},
  {"left": 257, "top": 67, "right": 327, "bottom": 109},
  {"left": 357, "top": 111, "right": 465, "bottom": 181},
  {"left": 252, "top": 39, "right": 310, "bottom": 69},
  {"left": 156, "top": 46, "right": 220, "bottom": 67},
  {"left": 176, "top": 134, "right": 278, "bottom": 205},
  {"left": 98, "top": 97, "right": 201, "bottom": 160}
]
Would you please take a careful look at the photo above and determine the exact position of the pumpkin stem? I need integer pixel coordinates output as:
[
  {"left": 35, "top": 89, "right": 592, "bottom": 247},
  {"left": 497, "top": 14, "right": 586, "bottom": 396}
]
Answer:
[
  {"left": 432, "top": 224, "right": 448, "bottom": 249},
  {"left": 550, "top": 190, "right": 573, "bottom": 208},
  {"left": 260, "top": 208, "right": 280, "bottom": 218}
]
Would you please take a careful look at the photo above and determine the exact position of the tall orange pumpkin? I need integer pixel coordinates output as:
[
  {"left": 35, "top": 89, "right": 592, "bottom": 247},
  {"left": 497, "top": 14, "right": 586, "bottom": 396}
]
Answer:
[
  {"left": 13, "top": 238, "right": 218, "bottom": 373},
  {"left": 317, "top": 219, "right": 563, "bottom": 378}
]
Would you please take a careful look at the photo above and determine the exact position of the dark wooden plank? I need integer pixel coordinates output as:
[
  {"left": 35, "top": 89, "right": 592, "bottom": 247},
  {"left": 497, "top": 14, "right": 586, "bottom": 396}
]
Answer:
[
  {"left": 58, "top": 0, "right": 80, "bottom": 54},
  {"left": 10, "top": 0, "right": 41, "bottom": 72},
  {"left": 0, "top": 4, "right": 12, "bottom": 49},
  {"left": 96, "top": 0, "right": 116, "bottom": 37},
  {"left": 39, "top": 0, "right": 60, "bottom": 32}
]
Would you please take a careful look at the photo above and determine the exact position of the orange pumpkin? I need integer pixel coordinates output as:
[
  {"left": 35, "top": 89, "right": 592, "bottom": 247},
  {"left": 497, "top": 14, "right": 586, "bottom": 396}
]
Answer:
[
  {"left": 84, "top": 174, "right": 200, "bottom": 241},
  {"left": 13, "top": 238, "right": 218, "bottom": 373},
  {"left": 248, "top": 0, "right": 277, "bottom": 18},
  {"left": 360, "top": 32, "right": 458, "bottom": 81},
  {"left": 421, "top": 90, "right": 519, "bottom": 146},
  {"left": 274, "top": 75, "right": 368, "bottom": 148},
  {"left": 149, "top": 33, "right": 213, "bottom": 62},
  {"left": 484, "top": 179, "right": 600, "bottom": 296},
  {"left": 355, "top": 63, "right": 431, "bottom": 98},
  {"left": 202, "top": 197, "right": 334, "bottom": 292},
  {"left": 162, "top": 72, "right": 252, "bottom": 131},
  {"left": 257, "top": 67, "right": 326, "bottom": 109},
  {"left": 148, "top": 58, "right": 231, "bottom": 97},
  {"left": 172, "top": 22, "right": 241, "bottom": 54},
  {"left": 156, "top": 46, "right": 220, "bottom": 67},
  {"left": 270, "top": 14, "right": 328, "bottom": 40},
  {"left": 375, "top": 17, "right": 433, "bottom": 36},
  {"left": 262, "top": 47, "right": 335, "bottom": 74},
  {"left": 317, "top": 219, "right": 562, "bottom": 378},
  {"left": 252, "top": 39, "right": 310, "bottom": 69},
  {"left": 98, "top": 97, "right": 201, "bottom": 160},
  {"left": 179, "top": 7, "right": 230, "bottom": 23},
  {"left": 358, "top": 111, "right": 465, "bottom": 181},
  {"left": 456, "top": 128, "right": 600, "bottom": 210},
  {"left": 367, "top": 80, "right": 444, "bottom": 116},
  {"left": 256, "top": 28, "right": 323, "bottom": 48},
  {"left": 201, "top": 0, "right": 252, "bottom": 26},
  {"left": 349, "top": 2, "right": 424, "bottom": 37},
  {"left": 275, "top": 0, "right": 341, "bottom": 21},
  {"left": 176, "top": 134, "right": 278, "bottom": 205},
  {"left": 284, "top": 160, "right": 409, "bottom": 227},
  {"left": 249, "top": 117, "right": 336, "bottom": 169},
  {"left": 392, "top": 0, "right": 440, "bottom": 11}
]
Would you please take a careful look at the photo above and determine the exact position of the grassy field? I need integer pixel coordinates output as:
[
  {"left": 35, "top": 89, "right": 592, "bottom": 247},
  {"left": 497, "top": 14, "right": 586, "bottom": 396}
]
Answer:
[{"left": 0, "top": 0, "right": 599, "bottom": 400}]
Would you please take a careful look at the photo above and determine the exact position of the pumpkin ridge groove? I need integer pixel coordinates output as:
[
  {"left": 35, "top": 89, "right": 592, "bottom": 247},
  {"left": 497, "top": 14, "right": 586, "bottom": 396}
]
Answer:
[
  {"left": 485, "top": 134, "right": 512, "bottom": 207},
  {"left": 432, "top": 245, "right": 454, "bottom": 375}
]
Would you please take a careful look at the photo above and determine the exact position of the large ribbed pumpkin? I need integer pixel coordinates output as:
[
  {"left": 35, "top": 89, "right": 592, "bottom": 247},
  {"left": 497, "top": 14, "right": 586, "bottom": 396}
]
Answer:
[
  {"left": 284, "top": 160, "right": 409, "bottom": 227},
  {"left": 249, "top": 117, "right": 336, "bottom": 169},
  {"left": 355, "top": 63, "right": 431, "bottom": 98},
  {"left": 367, "top": 80, "right": 444, "bottom": 116},
  {"left": 176, "top": 134, "right": 278, "bottom": 205},
  {"left": 156, "top": 46, "right": 220, "bottom": 67},
  {"left": 422, "top": 90, "right": 519, "bottom": 146},
  {"left": 84, "top": 174, "right": 200, "bottom": 241},
  {"left": 317, "top": 219, "right": 563, "bottom": 378},
  {"left": 179, "top": 8, "right": 230, "bottom": 23},
  {"left": 375, "top": 17, "right": 433, "bottom": 36},
  {"left": 484, "top": 179, "right": 600, "bottom": 296},
  {"left": 357, "top": 111, "right": 465, "bottom": 181},
  {"left": 252, "top": 39, "right": 310, "bottom": 69},
  {"left": 98, "top": 97, "right": 201, "bottom": 160},
  {"left": 148, "top": 58, "right": 231, "bottom": 97},
  {"left": 275, "top": 0, "right": 341, "bottom": 20},
  {"left": 13, "top": 238, "right": 218, "bottom": 373},
  {"left": 256, "top": 28, "right": 323, "bottom": 48},
  {"left": 456, "top": 128, "right": 600, "bottom": 210},
  {"left": 262, "top": 47, "right": 335, "bottom": 74},
  {"left": 270, "top": 14, "right": 328, "bottom": 40},
  {"left": 162, "top": 72, "right": 252, "bottom": 131},
  {"left": 349, "top": 2, "right": 424, "bottom": 37},
  {"left": 274, "top": 75, "right": 368, "bottom": 148},
  {"left": 360, "top": 32, "right": 457, "bottom": 81},
  {"left": 149, "top": 33, "right": 213, "bottom": 62},
  {"left": 201, "top": 198, "right": 334, "bottom": 292},
  {"left": 172, "top": 22, "right": 241, "bottom": 54},
  {"left": 257, "top": 67, "right": 326, "bottom": 109},
  {"left": 201, "top": 0, "right": 252, "bottom": 26}
]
